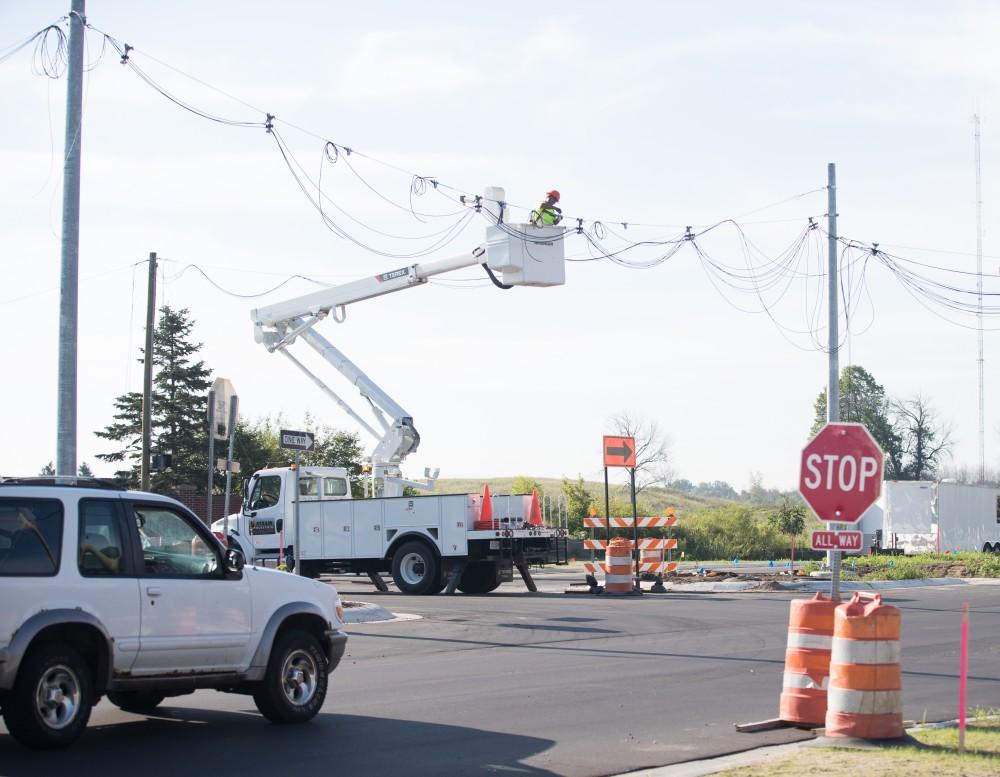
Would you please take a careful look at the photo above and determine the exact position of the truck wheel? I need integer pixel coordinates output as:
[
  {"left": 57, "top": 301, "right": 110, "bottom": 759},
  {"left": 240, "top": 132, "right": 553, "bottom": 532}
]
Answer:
[
  {"left": 457, "top": 561, "right": 501, "bottom": 594},
  {"left": 253, "top": 630, "right": 328, "bottom": 724},
  {"left": 107, "top": 691, "right": 166, "bottom": 714},
  {"left": 391, "top": 540, "right": 440, "bottom": 595},
  {"left": 984, "top": 542, "right": 996, "bottom": 554},
  {"left": 2, "top": 644, "right": 93, "bottom": 749}
]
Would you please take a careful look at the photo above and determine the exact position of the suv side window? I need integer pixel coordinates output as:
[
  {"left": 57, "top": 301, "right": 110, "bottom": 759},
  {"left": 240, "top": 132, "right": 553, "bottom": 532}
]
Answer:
[
  {"left": 78, "top": 499, "right": 126, "bottom": 576},
  {"left": 248, "top": 475, "right": 281, "bottom": 510},
  {"left": 134, "top": 505, "right": 220, "bottom": 577},
  {"left": 0, "top": 497, "right": 63, "bottom": 576}
]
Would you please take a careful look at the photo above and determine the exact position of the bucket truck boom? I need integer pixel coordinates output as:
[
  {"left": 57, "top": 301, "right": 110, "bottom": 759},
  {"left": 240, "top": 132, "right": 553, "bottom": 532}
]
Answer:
[{"left": 250, "top": 186, "right": 565, "bottom": 497}]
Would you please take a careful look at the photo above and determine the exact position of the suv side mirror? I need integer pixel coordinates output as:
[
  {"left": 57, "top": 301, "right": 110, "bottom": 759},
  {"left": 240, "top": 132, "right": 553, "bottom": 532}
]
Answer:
[{"left": 225, "top": 548, "right": 245, "bottom": 574}]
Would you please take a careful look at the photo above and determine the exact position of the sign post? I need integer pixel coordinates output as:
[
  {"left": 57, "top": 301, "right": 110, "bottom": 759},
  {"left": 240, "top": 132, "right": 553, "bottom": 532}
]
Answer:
[
  {"left": 603, "top": 435, "right": 639, "bottom": 592},
  {"left": 206, "top": 378, "right": 235, "bottom": 526},
  {"left": 280, "top": 430, "right": 316, "bottom": 574},
  {"left": 799, "top": 422, "right": 884, "bottom": 599}
]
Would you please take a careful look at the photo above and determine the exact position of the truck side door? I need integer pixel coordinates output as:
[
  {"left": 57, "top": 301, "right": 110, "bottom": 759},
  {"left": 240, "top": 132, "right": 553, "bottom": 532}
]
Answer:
[{"left": 244, "top": 473, "right": 286, "bottom": 558}]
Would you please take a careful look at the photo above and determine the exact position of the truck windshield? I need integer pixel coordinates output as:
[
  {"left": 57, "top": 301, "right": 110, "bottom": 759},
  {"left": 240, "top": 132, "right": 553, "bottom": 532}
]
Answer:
[{"left": 248, "top": 475, "right": 281, "bottom": 510}]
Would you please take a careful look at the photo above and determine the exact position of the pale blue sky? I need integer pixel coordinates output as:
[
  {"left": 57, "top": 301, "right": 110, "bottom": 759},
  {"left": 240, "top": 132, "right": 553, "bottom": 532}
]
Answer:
[{"left": 2, "top": 1, "right": 998, "bottom": 491}]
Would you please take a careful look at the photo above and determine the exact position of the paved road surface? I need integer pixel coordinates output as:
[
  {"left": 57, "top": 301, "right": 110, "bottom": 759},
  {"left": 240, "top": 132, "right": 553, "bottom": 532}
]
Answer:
[{"left": 2, "top": 574, "right": 997, "bottom": 777}]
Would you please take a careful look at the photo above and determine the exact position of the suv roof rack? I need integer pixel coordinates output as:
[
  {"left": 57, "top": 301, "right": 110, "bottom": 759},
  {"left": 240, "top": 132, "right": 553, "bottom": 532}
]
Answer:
[{"left": 0, "top": 476, "right": 127, "bottom": 491}]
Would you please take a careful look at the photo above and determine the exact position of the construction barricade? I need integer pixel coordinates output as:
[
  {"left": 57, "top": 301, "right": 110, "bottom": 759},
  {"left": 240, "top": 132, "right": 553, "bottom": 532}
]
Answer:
[
  {"left": 582, "top": 513, "right": 678, "bottom": 590},
  {"left": 826, "top": 592, "right": 904, "bottom": 739},
  {"left": 779, "top": 593, "right": 836, "bottom": 726}
]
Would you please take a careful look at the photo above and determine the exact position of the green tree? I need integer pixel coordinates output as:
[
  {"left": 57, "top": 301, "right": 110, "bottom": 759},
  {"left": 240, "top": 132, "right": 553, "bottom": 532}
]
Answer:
[
  {"left": 38, "top": 462, "right": 55, "bottom": 476},
  {"left": 96, "top": 306, "right": 212, "bottom": 491},
  {"left": 234, "top": 416, "right": 366, "bottom": 498},
  {"left": 512, "top": 476, "right": 542, "bottom": 495},
  {"left": 561, "top": 475, "right": 595, "bottom": 536},
  {"left": 768, "top": 497, "right": 807, "bottom": 572},
  {"left": 811, "top": 366, "right": 903, "bottom": 478},
  {"left": 78, "top": 462, "right": 93, "bottom": 477}
]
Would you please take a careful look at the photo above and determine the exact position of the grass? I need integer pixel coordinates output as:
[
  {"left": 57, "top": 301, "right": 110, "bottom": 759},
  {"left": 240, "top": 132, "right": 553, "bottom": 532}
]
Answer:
[
  {"left": 850, "top": 553, "right": 1000, "bottom": 580},
  {"left": 713, "top": 720, "right": 1000, "bottom": 776},
  {"left": 431, "top": 476, "right": 731, "bottom": 516}
]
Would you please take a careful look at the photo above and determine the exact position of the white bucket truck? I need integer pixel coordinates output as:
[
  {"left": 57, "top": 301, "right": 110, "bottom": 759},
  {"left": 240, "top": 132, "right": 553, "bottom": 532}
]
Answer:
[{"left": 217, "top": 188, "right": 570, "bottom": 593}]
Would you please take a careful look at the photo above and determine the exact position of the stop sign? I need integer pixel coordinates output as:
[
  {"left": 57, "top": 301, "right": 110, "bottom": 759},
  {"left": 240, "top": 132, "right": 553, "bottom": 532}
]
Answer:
[{"left": 799, "top": 423, "right": 884, "bottom": 523}]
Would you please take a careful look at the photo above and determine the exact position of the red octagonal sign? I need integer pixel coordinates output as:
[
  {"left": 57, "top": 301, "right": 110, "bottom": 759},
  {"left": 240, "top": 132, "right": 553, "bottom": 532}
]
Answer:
[{"left": 799, "top": 423, "right": 884, "bottom": 523}]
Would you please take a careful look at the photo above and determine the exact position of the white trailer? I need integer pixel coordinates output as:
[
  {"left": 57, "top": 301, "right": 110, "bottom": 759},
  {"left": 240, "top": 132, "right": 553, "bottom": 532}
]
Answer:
[{"left": 872, "top": 480, "right": 1000, "bottom": 554}]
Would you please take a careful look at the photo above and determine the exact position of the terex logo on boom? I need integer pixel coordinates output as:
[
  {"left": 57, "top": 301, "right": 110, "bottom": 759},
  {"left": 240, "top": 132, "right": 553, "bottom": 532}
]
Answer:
[{"left": 376, "top": 267, "right": 409, "bottom": 282}]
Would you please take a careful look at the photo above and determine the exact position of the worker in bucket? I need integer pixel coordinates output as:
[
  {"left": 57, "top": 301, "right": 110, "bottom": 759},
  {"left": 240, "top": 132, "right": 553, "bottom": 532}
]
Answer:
[{"left": 530, "top": 189, "right": 563, "bottom": 226}]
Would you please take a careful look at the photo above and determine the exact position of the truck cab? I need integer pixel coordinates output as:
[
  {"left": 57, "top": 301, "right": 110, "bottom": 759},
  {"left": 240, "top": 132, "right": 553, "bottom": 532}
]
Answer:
[{"left": 214, "top": 466, "right": 351, "bottom": 563}]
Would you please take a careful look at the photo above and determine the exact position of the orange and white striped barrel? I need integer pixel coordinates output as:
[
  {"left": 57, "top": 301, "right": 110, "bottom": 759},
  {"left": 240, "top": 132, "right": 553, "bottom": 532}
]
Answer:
[
  {"left": 826, "top": 592, "right": 903, "bottom": 739},
  {"left": 604, "top": 537, "right": 633, "bottom": 593},
  {"left": 779, "top": 593, "right": 836, "bottom": 726}
]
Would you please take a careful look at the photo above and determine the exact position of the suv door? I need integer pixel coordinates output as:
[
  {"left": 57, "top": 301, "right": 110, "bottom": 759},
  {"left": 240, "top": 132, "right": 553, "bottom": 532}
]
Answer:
[
  {"left": 126, "top": 501, "right": 252, "bottom": 675},
  {"left": 77, "top": 498, "right": 142, "bottom": 673}
]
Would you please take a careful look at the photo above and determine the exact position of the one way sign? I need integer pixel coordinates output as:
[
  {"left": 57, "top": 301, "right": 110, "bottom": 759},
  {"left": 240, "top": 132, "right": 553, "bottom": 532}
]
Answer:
[
  {"left": 279, "top": 429, "right": 316, "bottom": 452},
  {"left": 603, "top": 435, "right": 636, "bottom": 468}
]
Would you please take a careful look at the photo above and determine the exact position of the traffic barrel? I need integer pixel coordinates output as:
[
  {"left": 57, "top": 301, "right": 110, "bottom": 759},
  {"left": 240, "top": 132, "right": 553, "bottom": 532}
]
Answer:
[
  {"left": 604, "top": 537, "right": 633, "bottom": 593},
  {"left": 779, "top": 593, "right": 836, "bottom": 726},
  {"left": 826, "top": 592, "right": 903, "bottom": 739}
]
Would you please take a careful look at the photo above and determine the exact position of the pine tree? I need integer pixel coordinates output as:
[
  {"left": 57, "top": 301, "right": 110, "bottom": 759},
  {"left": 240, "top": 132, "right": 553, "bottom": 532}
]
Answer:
[{"left": 96, "top": 306, "right": 212, "bottom": 492}]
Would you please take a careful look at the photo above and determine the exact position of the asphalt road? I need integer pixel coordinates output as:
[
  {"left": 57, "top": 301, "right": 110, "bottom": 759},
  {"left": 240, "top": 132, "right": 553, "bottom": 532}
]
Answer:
[{"left": 1, "top": 573, "right": 997, "bottom": 777}]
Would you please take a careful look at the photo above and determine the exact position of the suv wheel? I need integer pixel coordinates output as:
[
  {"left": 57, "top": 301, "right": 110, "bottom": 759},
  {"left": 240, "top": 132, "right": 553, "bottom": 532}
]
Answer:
[
  {"left": 107, "top": 691, "right": 166, "bottom": 714},
  {"left": 253, "top": 630, "right": 328, "bottom": 724},
  {"left": 3, "top": 644, "right": 92, "bottom": 749}
]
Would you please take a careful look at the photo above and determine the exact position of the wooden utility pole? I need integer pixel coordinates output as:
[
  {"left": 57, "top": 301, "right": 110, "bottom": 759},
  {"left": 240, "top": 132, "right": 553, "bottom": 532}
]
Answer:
[{"left": 140, "top": 252, "right": 157, "bottom": 491}]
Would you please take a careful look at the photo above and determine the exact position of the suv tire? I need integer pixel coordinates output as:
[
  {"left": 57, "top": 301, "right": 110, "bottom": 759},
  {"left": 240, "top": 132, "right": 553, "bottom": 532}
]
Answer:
[
  {"left": 253, "top": 630, "right": 328, "bottom": 724},
  {"left": 107, "top": 691, "right": 167, "bottom": 714},
  {"left": 3, "top": 644, "right": 93, "bottom": 750},
  {"left": 391, "top": 540, "right": 440, "bottom": 594}
]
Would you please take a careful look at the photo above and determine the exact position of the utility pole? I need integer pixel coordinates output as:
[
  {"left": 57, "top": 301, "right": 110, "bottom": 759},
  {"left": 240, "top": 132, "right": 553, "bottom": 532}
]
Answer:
[
  {"left": 55, "top": 0, "right": 86, "bottom": 476},
  {"left": 140, "top": 252, "right": 157, "bottom": 491},
  {"left": 975, "top": 115, "right": 985, "bottom": 484},
  {"left": 827, "top": 162, "right": 842, "bottom": 600}
]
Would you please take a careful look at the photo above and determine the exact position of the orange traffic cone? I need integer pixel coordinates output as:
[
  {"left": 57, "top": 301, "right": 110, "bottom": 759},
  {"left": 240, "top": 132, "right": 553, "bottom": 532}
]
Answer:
[
  {"left": 528, "top": 490, "right": 543, "bottom": 526},
  {"left": 475, "top": 484, "right": 494, "bottom": 530}
]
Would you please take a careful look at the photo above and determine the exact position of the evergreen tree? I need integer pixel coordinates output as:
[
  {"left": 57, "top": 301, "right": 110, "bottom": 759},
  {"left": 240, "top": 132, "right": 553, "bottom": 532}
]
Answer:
[{"left": 96, "top": 306, "right": 212, "bottom": 492}]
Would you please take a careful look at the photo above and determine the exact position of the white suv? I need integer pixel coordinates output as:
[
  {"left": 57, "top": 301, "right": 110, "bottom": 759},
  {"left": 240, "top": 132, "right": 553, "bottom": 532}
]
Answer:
[{"left": 0, "top": 478, "right": 348, "bottom": 749}]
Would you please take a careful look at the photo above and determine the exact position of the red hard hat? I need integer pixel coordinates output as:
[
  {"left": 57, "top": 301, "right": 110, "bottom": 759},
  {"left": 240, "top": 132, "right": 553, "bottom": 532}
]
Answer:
[{"left": 546, "top": 189, "right": 560, "bottom": 202}]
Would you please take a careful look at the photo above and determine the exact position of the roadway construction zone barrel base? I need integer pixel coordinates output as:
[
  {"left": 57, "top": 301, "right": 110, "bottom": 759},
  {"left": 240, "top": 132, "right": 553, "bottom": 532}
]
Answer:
[
  {"left": 779, "top": 592, "right": 836, "bottom": 727},
  {"left": 826, "top": 592, "right": 904, "bottom": 739}
]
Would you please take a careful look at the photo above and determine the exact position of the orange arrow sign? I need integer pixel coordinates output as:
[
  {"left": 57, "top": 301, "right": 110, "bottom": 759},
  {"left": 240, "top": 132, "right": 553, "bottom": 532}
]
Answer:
[{"left": 603, "top": 435, "right": 636, "bottom": 468}]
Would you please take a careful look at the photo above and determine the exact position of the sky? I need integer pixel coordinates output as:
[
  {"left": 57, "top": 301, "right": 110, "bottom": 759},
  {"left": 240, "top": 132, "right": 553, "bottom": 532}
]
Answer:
[{"left": 2, "top": 1, "right": 999, "bottom": 493}]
